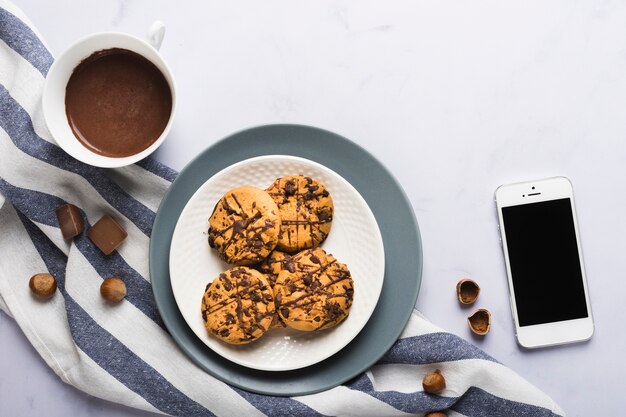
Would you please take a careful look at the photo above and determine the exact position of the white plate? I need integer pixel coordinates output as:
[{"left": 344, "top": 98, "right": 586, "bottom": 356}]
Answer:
[{"left": 169, "top": 155, "right": 385, "bottom": 371}]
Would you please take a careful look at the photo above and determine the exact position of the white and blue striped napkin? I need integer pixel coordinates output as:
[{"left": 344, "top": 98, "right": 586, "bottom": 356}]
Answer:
[{"left": 0, "top": 2, "right": 565, "bottom": 416}]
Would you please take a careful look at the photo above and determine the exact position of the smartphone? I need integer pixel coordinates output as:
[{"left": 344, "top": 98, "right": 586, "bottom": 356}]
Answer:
[{"left": 495, "top": 177, "right": 593, "bottom": 348}]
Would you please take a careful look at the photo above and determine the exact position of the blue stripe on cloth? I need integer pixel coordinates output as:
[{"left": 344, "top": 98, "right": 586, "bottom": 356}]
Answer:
[
  {"left": 136, "top": 156, "right": 178, "bottom": 183},
  {"left": 0, "top": 178, "right": 164, "bottom": 327},
  {"left": 452, "top": 386, "right": 561, "bottom": 417},
  {"left": 346, "top": 373, "right": 454, "bottom": 414},
  {"left": 15, "top": 210, "right": 215, "bottom": 417},
  {"left": 347, "top": 373, "right": 561, "bottom": 417},
  {"left": 0, "top": 8, "right": 53, "bottom": 76},
  {"left": 233, "top": 387, "right": 327, "bottom": 417},
  {"left": 378, "top": 332, "right": 497, "bottom": 365},
  {"left": 0, "top": 85, "right": 156, "bottom": 237}
]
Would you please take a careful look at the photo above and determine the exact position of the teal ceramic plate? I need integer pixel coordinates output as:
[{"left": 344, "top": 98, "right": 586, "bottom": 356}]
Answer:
[{"left": 149, "top": 124, "right": 422, "bottom": 396}]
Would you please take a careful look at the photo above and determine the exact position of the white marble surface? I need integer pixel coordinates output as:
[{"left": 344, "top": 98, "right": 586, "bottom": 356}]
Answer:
[{"left": 2, "top": 0, "right": 625, "bottom": 415}]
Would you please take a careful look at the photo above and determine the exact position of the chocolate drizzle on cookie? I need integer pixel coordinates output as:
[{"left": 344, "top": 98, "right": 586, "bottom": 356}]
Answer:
[
  {"left": 274, "top": 248, "right": 354, "bottom": 331},
  {"left": 267, "top": 176, "right": 334, "bottom": 253},
  {"left": 208, "top": 186, "right": 280, "bottom": 265},
  {"left": 201, "top": 267, "right": 276, "bottom": 344}
]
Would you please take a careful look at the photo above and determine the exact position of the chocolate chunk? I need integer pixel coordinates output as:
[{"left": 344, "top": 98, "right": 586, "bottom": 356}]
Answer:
[
  {"left": 310, "top": 255, "right": 321, "bottom": 264},
  {"left": 303, "top": 275, "right": 312, "bottom": 286},
  {"left": 87, "top": 215, "right": 128, "bottom": 255},
  {"left": 285, "top": 260, "right": 295, "bottom": 273},
  {"left": 232, "top": 219, "right": 247, "bottom": 235},
  {"left": 324, "top": 302, "right": 343, "bottom": 321},
  {"left": 317, "top": 210, "right": 332, "bottom": 223},
  {"left": 55, "top": 204, "right": 84, "bottom": 240},
  {"left": 284, "top": 179, "right": 297, "bottom": 196},
  {"left": 281, "top": 308, "right": 290, "bottom": 318}
]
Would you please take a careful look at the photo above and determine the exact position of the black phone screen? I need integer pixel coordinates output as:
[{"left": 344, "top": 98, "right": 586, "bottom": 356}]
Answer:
[{"left": 501, "top": 198, "right": 588, "bottom": 327}]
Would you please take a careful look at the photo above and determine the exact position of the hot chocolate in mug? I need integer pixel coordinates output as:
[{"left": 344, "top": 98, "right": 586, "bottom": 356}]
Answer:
[{"left": 42, "top": 22, "right": 176, "bottom": 168}]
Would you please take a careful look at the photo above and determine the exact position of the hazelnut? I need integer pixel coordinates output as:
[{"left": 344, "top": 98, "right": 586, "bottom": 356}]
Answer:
[
  {"left": 468, "top": 308, "right": 491, "bottom": 335},
  {"left": 422, "top": 369, "right": 446, "bottom": 394},
  {"left": 100, "top": 277, "right": 127, "bottom": 302},
  {"left": 425, "top": 412, "right": 448, "bottom": 417},
  {"left": 456, "top": 278, "right": 480, "bottom": 304},
  {"left": 29, "top": 273, "right": 57, "bottom": 299}
]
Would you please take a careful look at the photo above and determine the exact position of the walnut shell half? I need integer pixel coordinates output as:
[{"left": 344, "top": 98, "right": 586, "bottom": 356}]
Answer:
[
  {"left": 456, "top": 278, "right": 480, "bottom": 304},
  {"left": 468, "top": 308, "right": 491, "bottom": 335}
]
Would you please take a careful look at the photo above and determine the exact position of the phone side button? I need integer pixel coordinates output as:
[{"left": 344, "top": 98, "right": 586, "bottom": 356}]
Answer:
[{"left": 509, "top": 295, "right": 517, "bottom": 329}]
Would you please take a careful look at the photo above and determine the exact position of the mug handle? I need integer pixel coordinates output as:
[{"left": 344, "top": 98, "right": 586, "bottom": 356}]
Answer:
[{"left": 147, "top": 21, "right": 166, "bottom": 50}]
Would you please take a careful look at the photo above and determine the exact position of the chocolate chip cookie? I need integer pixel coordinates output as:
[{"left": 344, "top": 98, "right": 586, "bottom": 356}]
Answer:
[
  {"left": 201, "top": 267, "right": 275, "bottom": 344},
  {"left": 266, "top": 176, "right": 333, "bottom": 253},
  {"left": 208, "top": 186, "right": 281, "bottom": 265},
  {"left": 256, "top": 250, "right": 293, "bottom": 328},
  {"left": 274, "top": 248, "right": 354, "bottom": 331}
]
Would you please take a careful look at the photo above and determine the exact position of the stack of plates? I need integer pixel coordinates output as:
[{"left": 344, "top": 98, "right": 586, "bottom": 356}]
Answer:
[{"left": 150, "top": 125, "right": 422, "bottom": 396}]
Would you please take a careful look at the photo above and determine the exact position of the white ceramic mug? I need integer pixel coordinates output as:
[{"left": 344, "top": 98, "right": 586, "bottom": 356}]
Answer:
[{"left": 42, "top": 22, "right": 176, "bottom": 168}]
